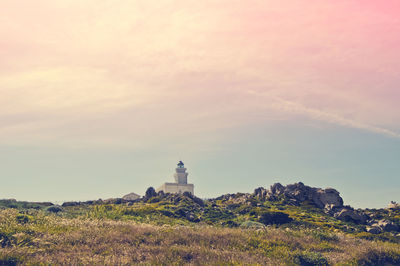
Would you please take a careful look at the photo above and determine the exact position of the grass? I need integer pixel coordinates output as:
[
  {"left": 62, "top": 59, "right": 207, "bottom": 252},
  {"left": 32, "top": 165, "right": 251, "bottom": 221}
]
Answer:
[
  {"left": 1, "top": 193, "right": 399, "bottom": 265},
  {"left": 1, "top": 208, "right": 400, "bottom": 265}
]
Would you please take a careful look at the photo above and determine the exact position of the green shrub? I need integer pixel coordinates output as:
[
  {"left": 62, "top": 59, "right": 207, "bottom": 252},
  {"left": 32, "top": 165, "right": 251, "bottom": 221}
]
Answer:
[
  {"left": 294, "top": 251, "right": 328, "bottom": 266},
  {"left": 47, "top": 206, "right": 63, "bottom": 213},
  {"left": 356, "top": 249, "right": 400, "bottom": 265},
  {"left": 16, "top": 214, "right": 30, "bottom": 224},
  {"left": 0, "top": 255, "right": 20, "bottom": 266},
  {"left": 0, "top": 232, "right": 12, "bottom": 248},
  {"left": 311, "top": 231, "right": 339, "bottom": 242}
]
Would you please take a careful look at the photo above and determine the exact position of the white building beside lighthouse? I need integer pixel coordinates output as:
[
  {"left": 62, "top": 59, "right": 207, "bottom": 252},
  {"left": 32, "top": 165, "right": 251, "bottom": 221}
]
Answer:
[{"left": 156, "top": 161, "right": 194, "bottom": 195}]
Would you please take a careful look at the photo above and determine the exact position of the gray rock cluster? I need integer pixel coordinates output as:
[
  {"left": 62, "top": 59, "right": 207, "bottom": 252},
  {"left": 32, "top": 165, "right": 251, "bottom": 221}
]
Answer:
[
  {"left": 255, "top": 182, "right": 343, "bottom": 208},
  {"left": 366, "top": 219, "right": 399, "bottom": 234},
  {"left": 254, "top": 182, "right": 366, "bottom": 223}
]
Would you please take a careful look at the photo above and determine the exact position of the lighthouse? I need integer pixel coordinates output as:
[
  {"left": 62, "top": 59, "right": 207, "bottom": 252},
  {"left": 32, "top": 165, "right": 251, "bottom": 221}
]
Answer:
[{"left": 156, "top": 161, "right": 194, "bottom": 195}]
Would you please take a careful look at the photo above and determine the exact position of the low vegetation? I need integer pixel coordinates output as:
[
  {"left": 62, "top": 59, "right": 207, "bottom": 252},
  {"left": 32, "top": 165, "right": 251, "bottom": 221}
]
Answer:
[{"left": 0, "top": 188, "right": 399, "bottom": 265}]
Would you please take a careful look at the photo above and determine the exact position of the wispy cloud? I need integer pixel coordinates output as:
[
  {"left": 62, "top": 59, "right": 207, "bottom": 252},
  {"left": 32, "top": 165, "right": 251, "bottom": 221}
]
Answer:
[{"left": 248, "top": 90, "right": 400, "bottom": 139}]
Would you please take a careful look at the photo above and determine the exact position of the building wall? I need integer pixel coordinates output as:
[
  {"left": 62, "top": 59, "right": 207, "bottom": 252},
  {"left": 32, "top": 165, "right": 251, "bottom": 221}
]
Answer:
[{"left": 156, "top": 182, "right": 194, "bottom": 195}]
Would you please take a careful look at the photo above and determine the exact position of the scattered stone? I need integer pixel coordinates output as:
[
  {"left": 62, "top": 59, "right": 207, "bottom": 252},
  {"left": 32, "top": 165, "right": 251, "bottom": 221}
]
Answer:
[
  {"left": 334, "top": 208, "right": 367, "bottom": 224},
  {"left": 185, "top": 212, "right": 199, "bottom": 222},
  {"left": 374, "top": 220, "right": 399, "bottom": 232},
  {"left": 240, "top": 221, "right": 266, "bottom": 229}
]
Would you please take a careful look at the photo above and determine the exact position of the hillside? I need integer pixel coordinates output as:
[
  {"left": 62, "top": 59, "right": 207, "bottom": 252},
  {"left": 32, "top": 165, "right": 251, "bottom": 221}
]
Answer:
[{"left": 1, "top": 182, "right": 400, "bottom": 265}]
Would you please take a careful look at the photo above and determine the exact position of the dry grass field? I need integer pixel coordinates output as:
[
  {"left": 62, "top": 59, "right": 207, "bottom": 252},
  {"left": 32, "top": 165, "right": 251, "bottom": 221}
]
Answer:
[{"left": 1, "top": 209, "right": 400, "bottom": 265}]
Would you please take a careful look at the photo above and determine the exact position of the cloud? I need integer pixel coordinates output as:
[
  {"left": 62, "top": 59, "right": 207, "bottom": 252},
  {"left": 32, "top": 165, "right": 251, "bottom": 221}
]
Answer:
[
  {"left": 248, "top": 90, "right": 400, "bottom": 139},
  {"left": 0, "top": 0, "right": 399, "bottom": 147}
]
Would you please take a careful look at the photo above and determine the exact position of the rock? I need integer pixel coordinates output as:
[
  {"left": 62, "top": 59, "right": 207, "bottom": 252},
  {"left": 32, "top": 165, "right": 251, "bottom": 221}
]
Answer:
[
  {"left": 259, "top": 183, "right": 344, "bottom": 211},
  {"left": 366, "top": 226, "right": 382, "bottom": 234},
  {"left": 313, "top": 188, "right": 343, "bottom": 209},
  {"left": 254, "top": 187, "right": 268, "bottom": 199},
  {"left": 376, "top": 220, "right": 399, "bottom": 232},
  {"left": 334, "top": 208, "right": 367, "bottom": 224},
  {"left": 122, "top": 192, "right": 140, "bottom": 201},
  {"left": 285, "top": 182, "right": 310, "bottom": 202},
  {"left": 240, "top": 221, "right": 266, "bottom": 229},
  {"left": 270, "top": 183, "right": 285, "bottom": 195},
  {"left": 185, "top": 212, "right": 199, "bottom": 222}
]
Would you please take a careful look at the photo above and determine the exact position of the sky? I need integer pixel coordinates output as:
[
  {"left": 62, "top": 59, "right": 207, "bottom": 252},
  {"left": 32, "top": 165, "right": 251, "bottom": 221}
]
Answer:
[{"left": 0, "top": 0, "right": 399, "bottom": 208}]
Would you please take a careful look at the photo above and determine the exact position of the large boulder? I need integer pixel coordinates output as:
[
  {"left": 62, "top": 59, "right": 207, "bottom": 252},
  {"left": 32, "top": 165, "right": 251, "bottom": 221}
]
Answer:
[
  {"left": 270, "top": 183, "right": 285, "bottom": 195},
  {"left": 254, "top": 187, "right": 268, "bottom": 199},
  {"left": 312, "top": 188, "right": 343, "bottom": 209},
  {"left": 284, "top": 182, "right": 311, "bottom": 202}
]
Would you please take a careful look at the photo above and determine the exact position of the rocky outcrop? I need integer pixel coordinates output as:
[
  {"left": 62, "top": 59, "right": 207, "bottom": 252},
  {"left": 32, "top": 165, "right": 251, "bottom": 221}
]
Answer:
[
  {"left": 253, "top": 182, "right": 369, "bottom": 224},
  {"left": 254, "top": 182, "right": 344, "bottom": 210},
  {"left": 222, "top": 183, "right": 397, "bottom": 231}
]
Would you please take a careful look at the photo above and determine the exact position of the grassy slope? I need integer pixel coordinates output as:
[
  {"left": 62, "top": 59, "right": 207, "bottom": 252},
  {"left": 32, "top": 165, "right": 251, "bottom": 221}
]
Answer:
[{"left": 1, "top": 196, "right": 400, "bottom": 265}]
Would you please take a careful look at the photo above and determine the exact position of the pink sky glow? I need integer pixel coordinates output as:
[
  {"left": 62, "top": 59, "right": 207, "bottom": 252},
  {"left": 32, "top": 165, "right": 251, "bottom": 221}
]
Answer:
[{"left": 1, "top": 0, "right": 400, "bottom": 147}]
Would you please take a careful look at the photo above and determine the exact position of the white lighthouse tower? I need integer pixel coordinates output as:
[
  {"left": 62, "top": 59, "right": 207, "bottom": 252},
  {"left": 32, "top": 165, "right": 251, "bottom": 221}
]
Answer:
[
  {"left": 174, "top": 161, "right": 188, "bottom": 184},
  {"left": 156, "top": 161, "right": 194, "bottom": 195}
]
